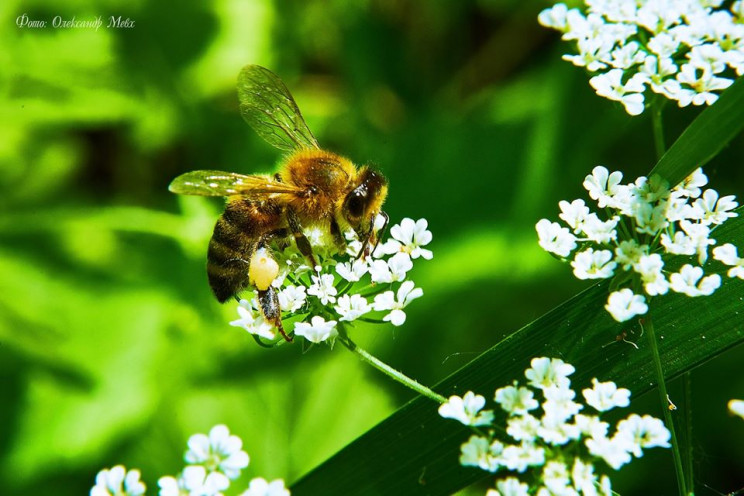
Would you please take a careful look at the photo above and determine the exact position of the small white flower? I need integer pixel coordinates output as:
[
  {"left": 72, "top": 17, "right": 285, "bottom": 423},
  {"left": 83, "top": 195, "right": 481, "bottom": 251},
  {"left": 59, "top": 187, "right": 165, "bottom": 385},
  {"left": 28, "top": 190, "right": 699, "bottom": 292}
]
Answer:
[
  {"left": 614, "top": 240, "right": 647, "bottom": 270},
  {"left": 91, "top": 465, "right": 145, "bottom": 496},
  {"left": 674, "top": 168, "right": 707, "bottom": 199},
  {"left": 538, "top": 414, "right": 581, "bottom": 445},
  {"left": 368, "top": 252, "right": 413, "bottom": 283},
  {"left": 713, "top": 243, "right": 744, "bottom": 279},
  {"left": 506, "top": 414, "right": 541, "bottom": 442},
  {"left": 680, "top": 220, "right": 716, "bottom": 264},
  {"left": 185, "top": 424, "right": 250, "bottom": 480},
  {"left": 460, "top": 435, "right": 502, "bottom": 472},
  {"left": 669, "top": 264, "right": 721, "bottom": 297},
  {"left": 372, "top": 280, "right": 423, "bottom": 326},
  {"left": 307, "top": 273, "right": 338, "bottom": 304},
  {"left": 559, "top": 199, "right": 590, "bottom": 232},
  {"left": 334, "top": 294, "right": 372, "bottom": 322},
  {"left": 605, "top": 289, "right": 648, "bottom": 322},
  {"left": 589, "top": 69, "right": 647, "bottom": 115},
  {"left": 615, "top": 414, "right": 671, "bottom": 457},
  {"left": 294, "top": 316, "right": 338, "bottom": 343},
  {"left": 499, "top": 443, "right": 546, "bottom": 473},
  {"left": 495, "top": 384, "right": 540, "bottom": 415},
  {"left": 238, "top": 477, "right": 291, "bottom": 496},
  {"left": 525, "top": 357, "right": 575, "bottom": 390},
  {"left": 676, "top": 64, "right": 733, "bottom": 106},
  {"left": 542, "top": 461, "right": 570, "bottom": 495},
  {"left": 571, "top": 458, "right": 598, "bottom": 494},
  {"left": 538, "top": 3, "right": 569, "bottom": 30},
  {"left": 582, "top": 378, "right": 631, "bottom": 412},
  {"left": 635, "top": 253, "right": 669, "bottom": 296},
  {"left": 536, "top": 219, "right": 577, "bottom": 257},
  {"left": 230, "top": 300, "right": 277, "bottom": 340},
  {"left": 158, "top": 466, "right": 230, "bottom": 496},
  {"left": 585, "top": 435, "right": 632, "bottom": 470},
  {"left": 693, "top": 189, "right": 739, "bottom": 225},
  {"left": 573, "top": 414, "right": 610, "bottom": 439},
  {"left": 660, "top": 230, "right": 696, "bottom": 257},
  {"left": 335, "top": 259, "right": 369, "bottom": 282},
  {"left": 438, "top": 391, "right": 495, "bottom": 426},
  {"left": 583, "top": 166, "right": 623, "bottom": 208},
  {"left": 384, "top": 218, "right": 434, "bottom": 260},
  {"left": 571, "top": 248, "right": 617, "bottom": 280},
  {"left": 491, "top": 477, "right": 530, "bottom": 496},
  {"left": 542, "top": 386, "right": 583, "bottom": 424},
  {"left": 278, "top": 285, "right": 306, "bottom": 312},
  {"left": 581, "top": 213, "right": 619, "bottom": 244},
  {"left": 728, "top": 399, "right": 744, "bottom": 420}
]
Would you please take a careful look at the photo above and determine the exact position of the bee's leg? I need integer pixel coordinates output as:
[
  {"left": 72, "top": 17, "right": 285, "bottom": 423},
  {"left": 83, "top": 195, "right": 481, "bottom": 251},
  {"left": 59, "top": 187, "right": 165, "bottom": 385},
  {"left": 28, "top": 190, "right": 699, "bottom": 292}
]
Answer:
[
  {"left": 257, "top": 286, "right": 291, "bottom": 342},
  {"left": 285, "top": 207, "right": 318, "bottom": 269},
  {"left": 330, "top": 217, "right": 347, "bottom": 254},
  {"left": 355, "top": 211, "right": 388, "bottom": 259},
  {"left": 370, "top": 211, "right": 389, "bottom": 255}
]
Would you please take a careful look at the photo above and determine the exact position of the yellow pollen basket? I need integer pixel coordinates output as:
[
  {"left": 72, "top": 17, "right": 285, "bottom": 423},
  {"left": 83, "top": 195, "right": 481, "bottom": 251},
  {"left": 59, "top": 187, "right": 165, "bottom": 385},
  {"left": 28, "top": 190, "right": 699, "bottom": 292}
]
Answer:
[{"left": 249, "top": 248, "right": 280, "bottom": 291}]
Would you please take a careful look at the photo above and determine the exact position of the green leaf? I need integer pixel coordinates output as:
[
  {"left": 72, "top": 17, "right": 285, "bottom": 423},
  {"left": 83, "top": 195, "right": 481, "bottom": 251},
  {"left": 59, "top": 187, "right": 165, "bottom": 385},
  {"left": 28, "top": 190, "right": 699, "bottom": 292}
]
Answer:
[
  {"left": 649, "top": 76, "right": 744, "bottom": 186},
  {"left": 289, "top": 208, "right": 744, "bottom": 495}
]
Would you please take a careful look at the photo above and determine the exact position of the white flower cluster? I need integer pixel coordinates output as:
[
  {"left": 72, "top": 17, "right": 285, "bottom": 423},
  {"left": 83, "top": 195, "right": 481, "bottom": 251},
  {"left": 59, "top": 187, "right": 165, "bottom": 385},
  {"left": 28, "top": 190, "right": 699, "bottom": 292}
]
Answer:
[
  {"left": 91, "top": 425, "right": 290, "bottom": 496},
  {"left": 438, "top": 357, "right": 671, "bottom": 496},
  {"left": 536, "top": 166, "right": 741, "bottom": 322},
  {"left": 539, "top": 0, "right": 744, "bottom": 115},
  {"left": 230, "top": 217, "right": 431, "bottom": 345}
]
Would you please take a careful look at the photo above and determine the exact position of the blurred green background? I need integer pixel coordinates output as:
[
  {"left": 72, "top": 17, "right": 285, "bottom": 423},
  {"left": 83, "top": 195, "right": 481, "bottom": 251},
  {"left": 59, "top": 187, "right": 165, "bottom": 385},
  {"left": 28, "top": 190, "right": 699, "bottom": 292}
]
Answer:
[{"left": 2, "top": 0, "right": 744, "bottom": 494}]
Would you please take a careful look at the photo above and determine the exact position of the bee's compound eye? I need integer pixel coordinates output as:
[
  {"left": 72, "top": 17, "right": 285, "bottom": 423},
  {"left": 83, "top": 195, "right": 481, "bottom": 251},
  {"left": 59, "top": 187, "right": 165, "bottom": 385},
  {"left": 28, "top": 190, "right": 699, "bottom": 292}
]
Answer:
[
  {"left": 249, "top": 248, "right": 279, "bottom": 291},
  {"left": 344, "top": 189, "right": 367, "bottom": 223}
]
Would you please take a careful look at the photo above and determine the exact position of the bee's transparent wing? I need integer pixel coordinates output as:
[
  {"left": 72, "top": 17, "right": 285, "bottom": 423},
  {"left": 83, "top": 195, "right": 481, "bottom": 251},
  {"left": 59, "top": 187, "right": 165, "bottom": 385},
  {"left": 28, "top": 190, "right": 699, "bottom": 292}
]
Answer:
[
  {"left": 169, "top": 170, "right": 301, "bottom": 197},
  {"left": 237, "top": 65, "right": 320, "bottom": 152}
]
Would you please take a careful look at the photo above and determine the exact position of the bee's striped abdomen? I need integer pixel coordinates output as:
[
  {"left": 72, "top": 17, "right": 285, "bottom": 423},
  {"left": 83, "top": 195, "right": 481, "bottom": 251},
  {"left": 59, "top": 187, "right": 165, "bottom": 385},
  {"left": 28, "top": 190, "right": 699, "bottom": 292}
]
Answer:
[{"left": 207, "top": 198, "right": 282, "bottom": 302}]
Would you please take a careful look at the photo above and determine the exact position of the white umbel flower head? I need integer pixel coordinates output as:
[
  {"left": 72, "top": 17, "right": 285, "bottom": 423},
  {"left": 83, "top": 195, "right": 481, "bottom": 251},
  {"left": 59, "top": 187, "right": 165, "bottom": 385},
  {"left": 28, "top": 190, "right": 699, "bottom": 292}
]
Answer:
[
  {"left": 539, "top": 1, "right": 744, "bottom": 114},
  {"left": 538, "top": 165, "right": 739, "bottom": 323},
  {"left": 442, "top": 357, "right": 671, "bottom": 494}
]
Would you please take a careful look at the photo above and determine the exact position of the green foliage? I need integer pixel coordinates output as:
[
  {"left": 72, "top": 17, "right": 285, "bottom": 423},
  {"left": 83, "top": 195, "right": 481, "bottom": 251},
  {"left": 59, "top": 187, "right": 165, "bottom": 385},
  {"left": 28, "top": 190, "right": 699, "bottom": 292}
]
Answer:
[{"left": 1, "top": 1, "right": 743, "bottom": 495}]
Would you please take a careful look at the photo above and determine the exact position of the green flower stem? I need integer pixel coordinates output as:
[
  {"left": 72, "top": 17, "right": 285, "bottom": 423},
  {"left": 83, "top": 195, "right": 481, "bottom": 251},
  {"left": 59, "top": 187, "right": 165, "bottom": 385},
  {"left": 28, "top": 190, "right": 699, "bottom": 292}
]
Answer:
[
  {"left": 652, "top": 99, "right": 666, "bottom": 161},
  {"left": 650, "top": 100, "right": 694, "bottom": 496},
  {"left": 683, "top": 373, "right": 694, "bottom": 493},
  {"left": 337, "top": 329, "right": 447, "bottom": 404},
  {"left": 643, "top": 314, "right": 687, "bottom": 496}
]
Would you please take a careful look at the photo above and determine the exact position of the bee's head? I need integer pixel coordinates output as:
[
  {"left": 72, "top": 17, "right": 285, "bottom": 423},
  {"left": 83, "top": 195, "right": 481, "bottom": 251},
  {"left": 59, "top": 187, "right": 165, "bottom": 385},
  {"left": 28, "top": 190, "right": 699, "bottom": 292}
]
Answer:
[{"left": 343, "top": 167, "right": 388, "bottom": 251}]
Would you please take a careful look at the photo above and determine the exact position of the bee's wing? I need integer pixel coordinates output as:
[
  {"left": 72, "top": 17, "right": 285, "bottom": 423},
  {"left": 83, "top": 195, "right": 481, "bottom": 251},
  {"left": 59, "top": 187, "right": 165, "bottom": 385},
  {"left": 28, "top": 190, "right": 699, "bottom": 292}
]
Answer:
[
  {"left": 169, "top": 170, "right": 302, "bottom": 197},
  {"left": 237, "top": 65, "right": 320, "bottom": 152}
]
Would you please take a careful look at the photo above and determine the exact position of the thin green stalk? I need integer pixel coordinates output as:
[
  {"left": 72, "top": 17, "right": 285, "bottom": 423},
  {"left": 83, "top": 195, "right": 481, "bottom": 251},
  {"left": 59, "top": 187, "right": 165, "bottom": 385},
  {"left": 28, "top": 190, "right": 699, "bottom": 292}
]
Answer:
[
  {"left": 337, "top": 327, "right": 446, "bottom": 404},
  {"left": 643, "top": 314, "right": 687, "bottom": 496},
  {"left": 651, "top": 100, "right": 695, "bottom": 495},
  {"left": 652, "top": 98, "right": 666, "bottom": 161},
  {"left": 683, "top": 373, "right": 694, "bottom": 493}
]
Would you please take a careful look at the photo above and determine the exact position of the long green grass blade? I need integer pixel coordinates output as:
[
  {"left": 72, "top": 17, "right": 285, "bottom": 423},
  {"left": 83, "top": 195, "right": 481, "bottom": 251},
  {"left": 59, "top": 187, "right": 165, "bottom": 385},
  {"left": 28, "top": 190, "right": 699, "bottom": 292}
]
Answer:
[{"left": 650, "top": 76, "right": 744, "bottom": 186}]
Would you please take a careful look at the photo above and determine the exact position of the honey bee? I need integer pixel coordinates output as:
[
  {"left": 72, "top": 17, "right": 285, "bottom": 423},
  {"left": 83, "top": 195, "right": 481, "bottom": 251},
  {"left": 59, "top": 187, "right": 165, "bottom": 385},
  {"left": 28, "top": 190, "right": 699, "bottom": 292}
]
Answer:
[{"left": 169, "top": 65, "right": 389, "bottom": 341}]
